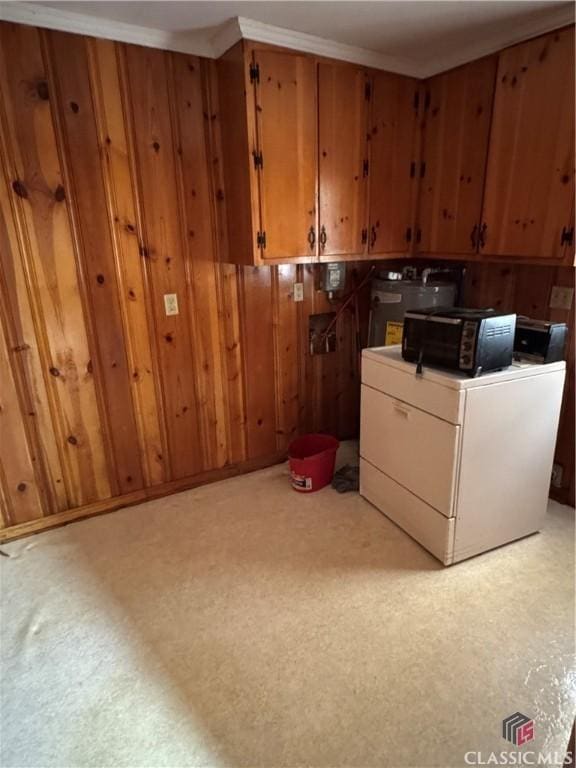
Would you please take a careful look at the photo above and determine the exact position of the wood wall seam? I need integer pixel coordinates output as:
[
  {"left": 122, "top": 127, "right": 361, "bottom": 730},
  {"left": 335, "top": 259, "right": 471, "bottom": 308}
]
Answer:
[{"left": 115, "top": 40, "right": 172, "bottom": 485}]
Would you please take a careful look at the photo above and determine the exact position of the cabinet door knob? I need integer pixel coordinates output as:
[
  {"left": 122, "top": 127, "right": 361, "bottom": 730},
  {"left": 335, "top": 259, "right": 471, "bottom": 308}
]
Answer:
[
  {"left": 308, "top": 226, "right": 316, "bottom": 249},
  {"left": 370, "top": 226, "right": 377, "bottom": 248},
  {"left": 320, "top": 225, "right": 327, "bottom": 248}
]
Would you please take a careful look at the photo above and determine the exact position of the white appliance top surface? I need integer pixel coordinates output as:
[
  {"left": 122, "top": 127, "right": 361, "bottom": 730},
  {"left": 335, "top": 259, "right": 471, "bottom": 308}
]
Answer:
[{"left": 362, "top": 345, "right": 566, "bottom": 390}]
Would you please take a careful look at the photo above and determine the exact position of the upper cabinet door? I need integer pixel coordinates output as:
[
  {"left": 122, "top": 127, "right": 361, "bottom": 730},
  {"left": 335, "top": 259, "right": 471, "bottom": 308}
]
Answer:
[
  {"left": 368, "top": 72, "right": 421, "bottom": 255},
  {"left": 253, "top": 50, "right": 318, "bottom": 261},
  {"left": 318, "top": 63, "right": 369, "bottom": 258},
  {"left": 417, "top": 57, "right": 497, "bottom": 255},
  {"left": 481, "top": 28, "right": 575, "bottom": 260}
]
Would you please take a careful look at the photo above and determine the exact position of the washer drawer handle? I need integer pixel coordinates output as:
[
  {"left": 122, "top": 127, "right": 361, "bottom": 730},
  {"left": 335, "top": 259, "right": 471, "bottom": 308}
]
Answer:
[{"left": 393, "top": 403, "right": 411, "bottom": 418}]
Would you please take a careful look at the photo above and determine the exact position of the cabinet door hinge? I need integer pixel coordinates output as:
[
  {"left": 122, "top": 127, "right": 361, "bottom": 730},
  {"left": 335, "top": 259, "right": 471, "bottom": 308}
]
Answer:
[
  {"left": 409, "top": 161, "right": 416, "bottom": 178},
  {"left": 478, "top": 223, "right": 487, "bottom": 250},
  {"left": 420, "top": 161, "right": 426, "bottom": 178},
  {"left": 249, "top": 62, "right": 260, "bottom": 84},
  {"left": 560, "top": 226, "right": 574, "bottom": 246},
  {"left": 424, "top": 91, "right": 431, "bottom": 111},
  {"left": 252, "top": 150, "right": 263, "bottom": 170},
  {"left": 470, "top": 224, "right": 479, "bottom": 250},
  {"left": 361, "top": 228, "right": 368, "bottom": 245},
  {"left": 362, "top": 159, "right": 369, "bottom": 177},
  {"left": 413, "top": 90, "right": 420, "bottom": 112},
  {"left": 364, "top": 81, "right": 372, "bottom": 101},
  {"left": 256, "top": 230, "right": 266, "bottom": 249},
  {"left": 405, "top": 227, "right": 412, "bottom": 243}
]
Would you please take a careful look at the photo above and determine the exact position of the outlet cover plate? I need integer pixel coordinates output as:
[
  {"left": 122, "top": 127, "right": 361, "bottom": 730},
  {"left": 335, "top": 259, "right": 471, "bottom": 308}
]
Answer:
[
  {"left": 293, "top": 282, "right": 304, "bottom": 302},
  {"left": 549, "top": 286, "right": 574, "bottom": 311}
]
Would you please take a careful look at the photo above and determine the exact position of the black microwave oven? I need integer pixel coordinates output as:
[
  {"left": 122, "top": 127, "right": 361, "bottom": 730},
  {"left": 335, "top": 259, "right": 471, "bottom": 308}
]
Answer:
[{"left": 402, "top": 308, "right": 517, "bottom": 377}]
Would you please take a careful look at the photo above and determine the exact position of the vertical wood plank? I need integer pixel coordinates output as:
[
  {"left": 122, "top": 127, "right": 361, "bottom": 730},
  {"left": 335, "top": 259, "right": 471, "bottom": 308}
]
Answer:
[
  {"left": 202, "top": 59, "right": 247, "bottom": 464},
  {"left": 0, "top": 22, "right": 111, "bottom": 507},
  {"left": 240, "top": 266, "right": 277, "bottom": 458},
  {"left": 273, "top": 264, "right": 300, "bottom": 451},
  {"left": 463, "top": 263, "right": 518, "bottom": 310},
  {"left": 46, "top": 29, "right": 144, "bottom": 494},
  {"left": 219, "top": 264, "right": 247, "bottom": 463},
  {"left": 87, "top": 38, "right": 166, "bottom": 487},
  {"left": 122, "top": 43, "right": 202, "bottom": 480},
  {"left": 0, "top": 303, "right": 45, "bottom": 524},
  {"left": 300, "top": 264, "right": 318, "bottom": 433},
  {"left": 0, "top": 127, "right": 67, "bottom": 512},
  {"left": 170, "top": 52, "right": 228, "bottom": 470}
]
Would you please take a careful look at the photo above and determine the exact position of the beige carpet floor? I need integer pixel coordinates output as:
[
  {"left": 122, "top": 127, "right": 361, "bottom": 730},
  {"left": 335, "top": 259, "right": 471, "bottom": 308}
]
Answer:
[{"left": 1, "top": 445, "right": 574, "bottom": 768}]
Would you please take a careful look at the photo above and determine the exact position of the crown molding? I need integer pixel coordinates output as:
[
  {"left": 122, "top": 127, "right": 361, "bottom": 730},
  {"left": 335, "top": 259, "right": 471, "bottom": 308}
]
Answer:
[
  {"left": 210, "top": 17, "right": 242, "bottom": 59},
  {"left": 0, "top": 1, "right": 573, "bottom": 78},
  {"left": 236, "top": 16, "right": 421, "bottom": 76},
  {"left": 0, "top": 1, "right": 217, "bottom": 57},
  {"left": 0, "top": 1, "right": 420, "bottom": 74}
]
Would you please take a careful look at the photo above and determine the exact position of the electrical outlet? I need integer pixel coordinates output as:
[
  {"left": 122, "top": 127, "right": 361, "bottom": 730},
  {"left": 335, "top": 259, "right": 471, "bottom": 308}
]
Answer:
[
  {"left": 164, "top": 293, "right": 179, "bottom": 316},
  {"left": 293, "top": 282, "right": 304, "bottom": 302},
  {"left": 551, "top": 463, "right": 563, "bottom": 489},
  {"left": 549, "top": 286, "right": 574, "bottom": 311}
]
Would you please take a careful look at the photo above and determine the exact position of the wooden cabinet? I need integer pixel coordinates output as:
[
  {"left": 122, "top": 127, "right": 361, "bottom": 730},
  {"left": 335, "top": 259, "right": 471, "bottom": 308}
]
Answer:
[
  {"left": 416, "top": 27, "right": 574, "bottom": 265},
  {"left": 218, "top": 43, "right": 318, "bottom": 264},
  {"left": 367, "top": 71, "right": 421, "bottom": 255},
  {"left": 219, "top": 29, "right": 574, "bottom": 267},
  {"left": 218, "top": 42, "right": 416, "bottom": 265},
  {"left": 480, "top": 27, "right": 575, "bottom": 262},
  {"left": 254, "top": 50, "right": 318, "bottom": 261},
  {"left": 318, "top": 62, "right": 370, "bottom": 259},
  {"left": 417, "top": 57, "right": 497, "bottom": 255}
]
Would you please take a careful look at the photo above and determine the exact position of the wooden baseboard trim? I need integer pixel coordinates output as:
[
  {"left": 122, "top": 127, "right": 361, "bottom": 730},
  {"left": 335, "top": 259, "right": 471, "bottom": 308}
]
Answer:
[{"left": 0, "top": 452, "right": 287, "bottom": 543}]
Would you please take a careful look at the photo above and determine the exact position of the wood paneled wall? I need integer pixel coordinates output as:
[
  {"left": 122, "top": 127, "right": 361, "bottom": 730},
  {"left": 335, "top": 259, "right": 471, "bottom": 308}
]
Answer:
[
  {"left": 464, "top": 262, "right": 575, "bottom": 507},
  {"left": 1, "top": 22, "right": 574, "bottom": 540},
  {"left": 0, "top": 21, "right": 369, "bottom": 539}
]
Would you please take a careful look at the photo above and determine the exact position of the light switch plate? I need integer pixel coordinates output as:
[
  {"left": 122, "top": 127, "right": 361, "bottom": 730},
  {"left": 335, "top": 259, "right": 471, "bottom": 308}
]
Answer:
[
  {"left": 549, "top": 285, "right": 574, "bottom": 311},
  {"left": 164, "top": 293, "right": 179, "bottom": 316},
  {"left": 293, "top": 282, "right": 304, "bottom": 302}
]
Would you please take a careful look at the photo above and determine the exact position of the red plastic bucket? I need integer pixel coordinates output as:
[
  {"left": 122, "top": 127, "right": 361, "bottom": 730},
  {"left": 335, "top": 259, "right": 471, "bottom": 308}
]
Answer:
[{"left": 288, "top": 433, "right": 339, "bottom": 493}]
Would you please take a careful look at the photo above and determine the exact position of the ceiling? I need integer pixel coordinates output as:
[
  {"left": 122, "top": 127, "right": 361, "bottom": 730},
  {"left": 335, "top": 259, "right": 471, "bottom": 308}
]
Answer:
[{"left": 1, "top": 1, "right": 574, "bottom": 77}]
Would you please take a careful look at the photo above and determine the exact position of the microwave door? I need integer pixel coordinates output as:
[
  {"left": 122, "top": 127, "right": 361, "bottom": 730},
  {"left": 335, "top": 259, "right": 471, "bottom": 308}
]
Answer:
[{"left": 405, "top": 314, "right": 463, "bottom": 370}]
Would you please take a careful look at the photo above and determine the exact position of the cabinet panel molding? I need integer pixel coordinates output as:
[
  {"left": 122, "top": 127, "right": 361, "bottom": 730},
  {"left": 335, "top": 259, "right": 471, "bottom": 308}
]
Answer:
[
  {"left": 254, "top": 49, "right": 318, "bottom": 261},
  {"left": 319, "top": 62, "right": 369, "bottom": 258},
  {"left": 368, "top": 71, "right": 421, "bottom": 255},
  {"left": 481, "top": 27, "right": 575, "bottom": 260},
  {"left": 417, "top": 56, "right": 497, "bottom": 255}
]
